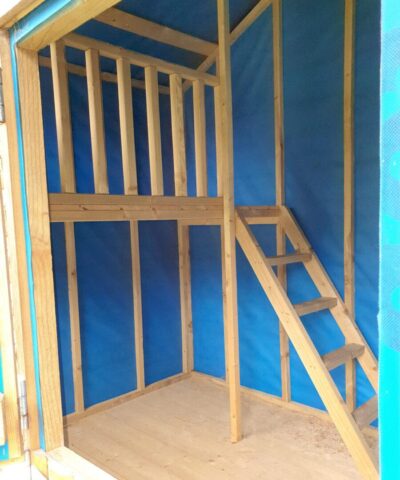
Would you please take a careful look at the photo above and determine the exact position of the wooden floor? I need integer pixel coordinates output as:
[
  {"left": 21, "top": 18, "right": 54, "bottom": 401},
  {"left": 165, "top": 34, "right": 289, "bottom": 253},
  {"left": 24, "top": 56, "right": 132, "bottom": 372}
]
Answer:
[{"left": 65, "top": 376, "right": 377, "bottom": 480}]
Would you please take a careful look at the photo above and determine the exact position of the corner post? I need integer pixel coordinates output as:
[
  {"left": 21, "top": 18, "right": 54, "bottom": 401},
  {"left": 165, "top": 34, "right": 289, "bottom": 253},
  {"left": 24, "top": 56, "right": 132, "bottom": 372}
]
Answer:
[
  {"left": 217, "top": 0, "right": 242, "bottom": 442},
  {"left": 16, "top": 46, "right": 63, "bottom": 450}
]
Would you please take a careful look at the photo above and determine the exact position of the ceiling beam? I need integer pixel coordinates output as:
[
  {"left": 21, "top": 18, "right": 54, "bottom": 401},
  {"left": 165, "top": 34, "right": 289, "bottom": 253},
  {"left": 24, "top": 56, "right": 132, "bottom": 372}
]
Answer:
[{"left": 96, "top": 7, "right": 217, "bottom": 57}]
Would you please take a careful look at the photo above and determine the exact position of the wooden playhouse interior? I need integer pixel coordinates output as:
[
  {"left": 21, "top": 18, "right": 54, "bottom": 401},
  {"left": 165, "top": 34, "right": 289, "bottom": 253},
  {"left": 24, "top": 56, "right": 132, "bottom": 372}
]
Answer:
[{"left": 5, "top": 0, "right": 380, "bottom": 479}]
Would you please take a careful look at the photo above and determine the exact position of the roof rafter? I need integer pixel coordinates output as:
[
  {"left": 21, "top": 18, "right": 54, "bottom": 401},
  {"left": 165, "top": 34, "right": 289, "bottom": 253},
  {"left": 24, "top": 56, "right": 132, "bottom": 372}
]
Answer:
[{"left": 183, "top": 0, "right": 273, "bottom": 91}]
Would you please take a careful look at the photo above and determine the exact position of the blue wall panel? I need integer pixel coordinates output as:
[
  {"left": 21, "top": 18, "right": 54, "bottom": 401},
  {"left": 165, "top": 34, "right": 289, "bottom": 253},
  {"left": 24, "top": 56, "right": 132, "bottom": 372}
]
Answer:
[{"left": 40, "top": 0, "right": 380, "bottom": 417}]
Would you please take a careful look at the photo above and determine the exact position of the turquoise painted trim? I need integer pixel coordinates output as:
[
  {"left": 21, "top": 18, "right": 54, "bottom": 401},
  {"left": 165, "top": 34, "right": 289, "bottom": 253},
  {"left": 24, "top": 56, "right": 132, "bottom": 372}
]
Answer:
[
  {"left": 8, "top": 0, "right": 80, "bottom": 451},
  {"left": 11, "top": 0, "right": 73, "bottom": 44},
  {"left": 8, "top": 31, "right": 46, "bottom": 450}
]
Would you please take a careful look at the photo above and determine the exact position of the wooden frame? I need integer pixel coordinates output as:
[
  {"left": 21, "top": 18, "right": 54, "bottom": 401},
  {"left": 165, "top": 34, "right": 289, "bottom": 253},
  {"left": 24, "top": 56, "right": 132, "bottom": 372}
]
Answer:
[
  {"left": 16, "top": 46, "right": 64, "bottom": 451},
  {"left": 0, "top": 30, "right": 41, "bottom": 452},
  {"left": 5, "top": 0, "right": 377, "bottom": 478}
]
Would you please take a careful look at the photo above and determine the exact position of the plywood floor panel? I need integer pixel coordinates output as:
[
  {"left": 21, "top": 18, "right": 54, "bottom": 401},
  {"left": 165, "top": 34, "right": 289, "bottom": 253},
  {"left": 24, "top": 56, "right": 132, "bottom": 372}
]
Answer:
[{"left": 66, "top": 377, "right": 373, "bottom": 480}]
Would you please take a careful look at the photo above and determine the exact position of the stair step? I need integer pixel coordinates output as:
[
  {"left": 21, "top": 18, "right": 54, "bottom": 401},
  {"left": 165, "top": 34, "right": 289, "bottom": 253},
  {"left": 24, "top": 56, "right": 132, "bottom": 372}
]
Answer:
[
  {"left": 353, "top": 396, "right": 378, "bottom": 430},
  {"left": 294, "top": 297, "right": 337, "bottom": 316},
  {"left": 267, "top": 251, "right": 312, "bottom": 267},
  {"left": 322, "top": 343, "right": 365, "bottom": 371}
]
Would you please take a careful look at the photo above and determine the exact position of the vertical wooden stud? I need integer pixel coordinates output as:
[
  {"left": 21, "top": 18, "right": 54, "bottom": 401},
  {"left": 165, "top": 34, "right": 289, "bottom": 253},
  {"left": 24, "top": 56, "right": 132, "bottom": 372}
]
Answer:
[
  {"left": 130, "top": 222, "right": 145, "bottom": 391},
  {"left": 273, "top": 0, "right": 290, "bottom": 402},
  {"left": 145, "top": 65, "right": 163, "bottom": 195},
  {"left": 116, "top": 57, "right": 145, "bottom": 391},
  {"left": 215, "top": 82, "right": 229, "bottom": 382},
  {"left": 0, "top": 31, "right": 40, "bottom": 450},
  {"left": 170, "top": 73, "right": 193, "bottom": 373},
  {"left": 344, "top": 0, "right": 356, "bottom": 412},
  {"left": 193, "top": 79, "right": 208, "bottom": 196},
  {"left": 170, "top": 73, "right": 187, "bottom": 196},
  {"left": 178, "top": 225, "right": 194, "bottom": 373},
  {"left": 116, "top": 57, "right": 138, "bottom": 195},
  {"left": 17, "top": 47, "right": 63, "bottom": 451},
  {"left": 85, "top": 48, "right": 109, "bottom": 194},
  {"left": 50, "top": 41, "right": 75, "bottom": 193},
  {"left": 50, "top": 40, "right": 84, "bottom": 414},
  {"left": 217, "top": 0, "right": 242, "bottom": 443}
]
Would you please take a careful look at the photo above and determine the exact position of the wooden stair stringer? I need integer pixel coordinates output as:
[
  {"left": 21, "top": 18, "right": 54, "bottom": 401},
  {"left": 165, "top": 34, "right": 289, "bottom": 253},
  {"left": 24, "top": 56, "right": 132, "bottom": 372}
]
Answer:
[
  {"left": 280, "top": 206, "right": 378, "bottom": 392},
  {"left": 235, "top": 210, "right": 378, "bottom": 480}
]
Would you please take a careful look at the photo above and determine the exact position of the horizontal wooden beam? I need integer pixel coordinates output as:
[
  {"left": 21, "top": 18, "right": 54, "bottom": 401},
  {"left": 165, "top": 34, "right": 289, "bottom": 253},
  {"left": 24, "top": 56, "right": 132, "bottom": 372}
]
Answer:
[
  {"left": 19, "top": 0, "right": 121, "bottom": 51},
  {"left": 38, "top": 55, "right": 170, "bottom": 95},
  {"left": 96, "top": 8, "right": 217, "bottom": 56},
  {"left": 49, "top": 193, "right": 223, "bottom": 223},
  {"left": 64, "top": 33, "right": 219, "bottom": 86}
]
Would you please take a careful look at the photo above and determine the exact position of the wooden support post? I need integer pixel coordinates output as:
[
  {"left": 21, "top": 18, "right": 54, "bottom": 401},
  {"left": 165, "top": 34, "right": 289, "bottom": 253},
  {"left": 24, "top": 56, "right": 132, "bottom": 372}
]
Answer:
[
  {"left": 85, "top": 48, "right": 109, "bottom": 194},
  {"left": 193, "top": 80, "right": 208, "bottom": 197},
  {"left": 17, "top": 47, "right": 63, "bottom": 450},
  {"left": 0, "top": 31, "right": 40, "bottom": 450},
  {"left": 217, "top": 0, "right": 242, "bottom": 443},
  {"left": 170, "top": 73, "right": 193, "bottom": 373},
  {"left": 272, "top": 0, "right": 290, "bottom": 402},
  {"left": 214, "top": 83, "right": 229, "bottom": 382},
  {"left": 0, "top": 142, "right": 22, "bottom": 458},
  {"left": 116, "top": 57, "right": 145, "bottom": 391},
  {"left": 50, "top": 40, "right": 84, "bottom": 414},
  {"left": 145, "top": 65, "right": 164, "bottom": 195},
  {"left": 344, "top": 0, "right": 356, "bottom": 412}
]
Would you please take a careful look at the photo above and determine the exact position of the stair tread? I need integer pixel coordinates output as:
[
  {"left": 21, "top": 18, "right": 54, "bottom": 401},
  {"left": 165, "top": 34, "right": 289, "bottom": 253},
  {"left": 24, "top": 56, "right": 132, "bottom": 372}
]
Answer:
[
  {"left": 322, "top": 343, "right": 365, "bottom": 371},
  {"left": 267, "top": 251, "right": 312, "bottom": 266},
  {"left": 294, "top": 296, "right": 337, "bottom": 316},
  {"left": 353, "top": 396, "right": 378, "bottom": 430}
]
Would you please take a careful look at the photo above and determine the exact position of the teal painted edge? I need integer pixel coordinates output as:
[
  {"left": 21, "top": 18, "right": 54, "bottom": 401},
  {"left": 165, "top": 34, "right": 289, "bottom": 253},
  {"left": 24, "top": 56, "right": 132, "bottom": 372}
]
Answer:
[{"left": 9, "top": 0, "right": 78, "bottom": 451}]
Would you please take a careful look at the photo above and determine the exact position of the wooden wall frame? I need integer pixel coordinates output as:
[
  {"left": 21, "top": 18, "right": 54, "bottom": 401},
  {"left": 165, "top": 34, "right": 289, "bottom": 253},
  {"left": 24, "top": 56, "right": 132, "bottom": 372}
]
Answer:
[{"left": 4, "top": 1, "right": 368, "bottom": 477}]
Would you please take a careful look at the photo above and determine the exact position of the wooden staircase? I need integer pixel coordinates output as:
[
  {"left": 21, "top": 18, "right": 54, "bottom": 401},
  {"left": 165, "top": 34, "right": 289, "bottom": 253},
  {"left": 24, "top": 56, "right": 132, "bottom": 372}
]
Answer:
[{"left": 235, "top": 206, "right": 379, "bottom": 480}]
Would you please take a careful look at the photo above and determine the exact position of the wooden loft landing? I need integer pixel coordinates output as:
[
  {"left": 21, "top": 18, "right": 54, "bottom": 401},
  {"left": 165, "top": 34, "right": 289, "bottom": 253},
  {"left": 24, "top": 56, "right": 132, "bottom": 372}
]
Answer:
[
  {"left": 65, "top": 375, "right": 376, "bottom": 480},
  {"left": 48, "top": 195, "right": 282, "bottom": 224}
]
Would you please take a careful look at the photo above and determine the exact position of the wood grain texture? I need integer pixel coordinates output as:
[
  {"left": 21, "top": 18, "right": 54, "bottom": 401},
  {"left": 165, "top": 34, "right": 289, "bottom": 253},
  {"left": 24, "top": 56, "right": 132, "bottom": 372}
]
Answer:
[
  {"left": 19, "top": 0, "right": 121, "bottom": 51},
  {"left": 169, "top": 74, "right": 187, "bottom": 196},
  {"left": 39, "top": 55, "right": 170, "bottom": 95},
  {"left": 66, "top": 376, "right": 373, "bottom": 480},
  {"left": 50, "top": 40, "right": 84, "bottom": 414},
  {"left": 343, "top": 0, "right": 356, "bottom": 414},
  {"left": 236, "top": 211, "right": 378, "bottom": 479},
  {"left": 97, "top": 8, "right": 216, "bottom": 56},
  {"left": 65, "top": 33, "right": 218, "bottom": 86},
  {"left": 193, "top": 80, "right": 208, "bottom": 196},
  {"left": 85, "top": 49, "right": 109, "bottom": 194},
  {"left": 145, "top": 66, "right": 164, "bottom": 196},
  {"left": 17, "top": 47, "right": 63, "bottom": 450},
  {"left": 0, "top": 31, "right": 40, "bottom": 449},
  {"left": 217, "top": 0, "right": 242, "bottom": 443},
  {"left": 117, "top": 57, "right": 138, "bottom": 195}
]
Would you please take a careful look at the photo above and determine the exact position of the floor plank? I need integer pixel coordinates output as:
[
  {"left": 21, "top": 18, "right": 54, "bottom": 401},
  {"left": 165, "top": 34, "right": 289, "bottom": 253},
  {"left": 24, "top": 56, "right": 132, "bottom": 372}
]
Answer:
[{"left": 66, "top": 377, "right": 373, "bottom": 480}]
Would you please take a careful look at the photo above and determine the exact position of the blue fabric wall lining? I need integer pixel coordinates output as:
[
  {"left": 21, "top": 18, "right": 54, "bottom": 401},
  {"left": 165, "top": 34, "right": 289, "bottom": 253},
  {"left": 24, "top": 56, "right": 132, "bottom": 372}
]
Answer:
[
  {"left": 41, "top": 65, "right": 182, "bottom": 414},
  {"left": 39, "top": 0, "right": 380, "bottom": 419}
]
